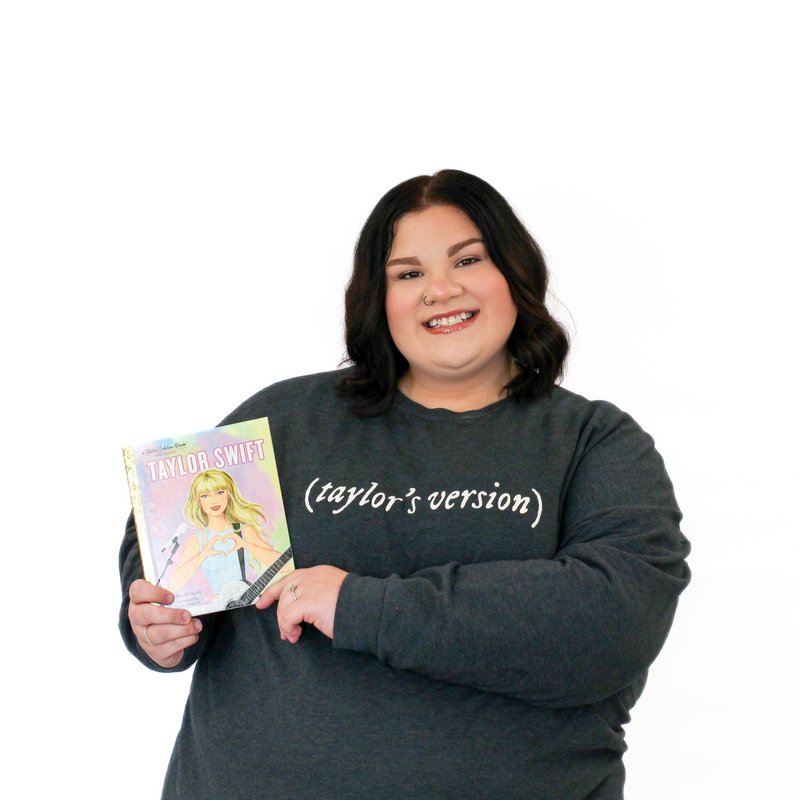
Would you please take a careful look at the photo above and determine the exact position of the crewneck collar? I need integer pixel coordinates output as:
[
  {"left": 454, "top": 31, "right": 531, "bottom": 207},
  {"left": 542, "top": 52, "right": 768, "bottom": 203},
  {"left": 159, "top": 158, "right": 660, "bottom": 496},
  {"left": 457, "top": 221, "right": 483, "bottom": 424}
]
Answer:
[{"left": 392, "top": 389, "right": 512, "bottom": 421}]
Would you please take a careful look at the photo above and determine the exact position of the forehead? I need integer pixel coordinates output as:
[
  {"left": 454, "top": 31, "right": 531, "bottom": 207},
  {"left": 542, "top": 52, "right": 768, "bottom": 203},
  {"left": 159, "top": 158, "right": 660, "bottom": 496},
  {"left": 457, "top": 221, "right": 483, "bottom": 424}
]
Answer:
[
  {"left": 390, "top": 205, "right": 481, "bottom": 256},
  {"left": 197, "top": 479, "right": 227, "bottom": 494}
]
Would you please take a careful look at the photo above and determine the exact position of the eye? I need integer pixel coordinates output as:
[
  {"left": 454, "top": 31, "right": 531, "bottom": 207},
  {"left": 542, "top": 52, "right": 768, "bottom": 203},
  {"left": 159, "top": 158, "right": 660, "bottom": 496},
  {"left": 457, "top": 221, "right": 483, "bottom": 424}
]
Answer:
[
  {"left": 200, "top": 493, "right": 209, "bottom": 499},
  {"left": 456, "top": 256, "right": 480, "bottom": 268},
  {"left": 399, "top": 270, "right": 423, "bottom": 280},
  {"left": 217, "top": 490, "right": 225, "bottom": 496}
]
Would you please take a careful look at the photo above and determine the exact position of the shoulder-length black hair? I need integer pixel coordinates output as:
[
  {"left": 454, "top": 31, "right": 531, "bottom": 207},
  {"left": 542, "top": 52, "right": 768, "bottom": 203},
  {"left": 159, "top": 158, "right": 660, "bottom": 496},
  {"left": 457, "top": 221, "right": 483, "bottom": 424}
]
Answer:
[{"left": 338, "top": 169, "right": 569, "bottom": 417}]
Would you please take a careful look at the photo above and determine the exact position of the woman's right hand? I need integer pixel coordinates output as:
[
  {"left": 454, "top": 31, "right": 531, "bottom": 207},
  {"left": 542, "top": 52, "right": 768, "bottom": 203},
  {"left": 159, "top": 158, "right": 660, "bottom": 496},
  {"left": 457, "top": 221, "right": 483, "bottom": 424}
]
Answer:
[{"left": 128, "top": 579, "right": 202, "bottom": 669}]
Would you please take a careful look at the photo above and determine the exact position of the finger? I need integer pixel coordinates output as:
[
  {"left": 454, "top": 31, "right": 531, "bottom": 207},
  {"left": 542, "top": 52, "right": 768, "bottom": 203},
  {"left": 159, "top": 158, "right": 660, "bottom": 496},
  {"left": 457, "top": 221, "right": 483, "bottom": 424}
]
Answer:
[
  {"left": 143, "top": 631, "right": 202, "bottom": 669},
  {"left": 276, "top": 608, "right": 303, "bottom": 643},
  {"left": 275, "top": 591, "right": 305, "bottom": 643},
  {"left": 255, "top": 571, "right": 297, "bottom": 608},
  {"left": 281, "top": 625, "right": 302, "bottom": 644},
  {"left": 139, "top": 619, "right": 202, "bottom": 649},
  {"left": 254, "top": 592, "right": 275, "bottom": 610},
  {"left": 130, "top": 578, "right": 174, "bottom": 606},
  {"left": 153, "top": 652, "right": 185, "bottom": 669},
  {"left": 130, "top": 601, "right": 193, "bottom": 629}
]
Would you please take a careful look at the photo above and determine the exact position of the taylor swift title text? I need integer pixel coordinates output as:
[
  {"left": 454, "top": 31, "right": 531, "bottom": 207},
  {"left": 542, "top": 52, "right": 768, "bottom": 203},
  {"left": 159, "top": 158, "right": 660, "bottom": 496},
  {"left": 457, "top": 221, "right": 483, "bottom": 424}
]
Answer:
[{"left": 144, "top": 439, "right": 266, "bottom": 482}]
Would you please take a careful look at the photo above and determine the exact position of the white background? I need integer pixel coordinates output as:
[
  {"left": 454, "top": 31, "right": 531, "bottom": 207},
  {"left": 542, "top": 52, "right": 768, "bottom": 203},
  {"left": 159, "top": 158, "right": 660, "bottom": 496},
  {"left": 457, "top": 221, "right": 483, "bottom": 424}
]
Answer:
[{"left": 1, "top": 2, "right": 796, "bottom": 797}]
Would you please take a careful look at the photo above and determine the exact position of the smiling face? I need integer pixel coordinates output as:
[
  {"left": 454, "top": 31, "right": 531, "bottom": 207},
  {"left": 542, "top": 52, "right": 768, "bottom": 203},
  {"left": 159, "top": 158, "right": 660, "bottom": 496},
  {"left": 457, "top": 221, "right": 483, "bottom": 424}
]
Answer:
[
  {"left": 385, "top": 204, "right": 518, "bottom": 398},
  {"left": 198, "top": 487, "right": 230, "bottom": 519}
]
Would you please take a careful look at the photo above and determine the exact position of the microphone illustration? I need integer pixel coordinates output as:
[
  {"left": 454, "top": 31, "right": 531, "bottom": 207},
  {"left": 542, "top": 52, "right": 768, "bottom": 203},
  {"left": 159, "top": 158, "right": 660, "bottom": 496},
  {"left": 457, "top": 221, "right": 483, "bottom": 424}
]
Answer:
[{"left": 160, "top": 522, "right": 190, "bottom": 553}]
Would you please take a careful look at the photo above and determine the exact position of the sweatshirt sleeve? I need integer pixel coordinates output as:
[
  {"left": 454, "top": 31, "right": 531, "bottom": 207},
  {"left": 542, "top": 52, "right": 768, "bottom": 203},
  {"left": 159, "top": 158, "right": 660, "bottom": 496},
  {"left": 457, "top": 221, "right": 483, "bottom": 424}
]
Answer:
[
  {"left": 332, "top": 405, "right": 691, "bottom": 708},
  {"left": 119, "top": 511, "right": 217, "bottom": 673}
]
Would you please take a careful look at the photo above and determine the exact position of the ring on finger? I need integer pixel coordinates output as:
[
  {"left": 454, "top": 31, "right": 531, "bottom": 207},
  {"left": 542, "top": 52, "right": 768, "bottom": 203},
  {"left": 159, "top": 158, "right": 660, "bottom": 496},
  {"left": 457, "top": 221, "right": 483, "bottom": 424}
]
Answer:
[
  {"left": 143, "top": 625, "right": 155, "bottom": 647},
  {"left": 289, "top": 584, "right": 298, "bottom": 601}
]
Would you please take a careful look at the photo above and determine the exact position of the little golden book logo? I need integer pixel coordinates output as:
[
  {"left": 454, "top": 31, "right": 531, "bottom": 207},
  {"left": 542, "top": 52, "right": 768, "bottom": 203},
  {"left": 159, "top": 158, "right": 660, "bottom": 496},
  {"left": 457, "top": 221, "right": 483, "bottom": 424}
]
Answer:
[{"left": 123, "top": 417, "right": 294, "bottom": 616}]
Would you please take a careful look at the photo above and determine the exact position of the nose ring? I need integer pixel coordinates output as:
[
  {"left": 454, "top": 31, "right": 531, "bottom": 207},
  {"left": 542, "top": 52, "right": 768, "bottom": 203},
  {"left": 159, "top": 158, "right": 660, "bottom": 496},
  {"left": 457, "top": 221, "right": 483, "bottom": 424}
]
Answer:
[{"left": 423, "top": 295, "right": 434, "bottom": 306}]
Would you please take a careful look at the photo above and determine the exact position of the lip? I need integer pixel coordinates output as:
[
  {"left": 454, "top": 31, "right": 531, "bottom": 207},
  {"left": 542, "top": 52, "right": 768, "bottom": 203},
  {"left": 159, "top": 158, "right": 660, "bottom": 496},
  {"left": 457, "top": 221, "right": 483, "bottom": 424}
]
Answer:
[
  {"left": 422, "top": 309, "right": 479, "bottom": 335},
  {"left": 211, "top": 505, "right": 222, "bottom": 511}
]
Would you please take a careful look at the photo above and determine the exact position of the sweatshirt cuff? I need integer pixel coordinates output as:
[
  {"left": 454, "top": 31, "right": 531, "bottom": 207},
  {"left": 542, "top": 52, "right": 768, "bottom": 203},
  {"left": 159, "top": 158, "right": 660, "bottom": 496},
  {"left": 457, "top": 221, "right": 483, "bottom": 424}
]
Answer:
[{"left": 332, "top": 573, "right": 387, "bottom": 656}]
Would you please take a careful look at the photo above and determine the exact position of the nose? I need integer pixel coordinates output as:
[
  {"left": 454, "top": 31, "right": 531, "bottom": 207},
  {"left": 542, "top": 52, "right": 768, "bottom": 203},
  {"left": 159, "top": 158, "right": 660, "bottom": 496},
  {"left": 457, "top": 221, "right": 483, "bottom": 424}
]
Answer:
[{"left": 425, "top": 268, "right": 464, "bottom": 304}]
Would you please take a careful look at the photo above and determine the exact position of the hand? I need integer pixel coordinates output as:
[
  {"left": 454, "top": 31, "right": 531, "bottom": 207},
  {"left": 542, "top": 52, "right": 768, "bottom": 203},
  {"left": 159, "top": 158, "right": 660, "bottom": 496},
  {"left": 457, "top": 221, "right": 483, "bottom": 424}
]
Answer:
[
  {"left": 199, "top": 536, "right": 221, "bottom": 560},
  {"left": 256, "top": 566, "right": 348, "bottom": 643},
  {"left": 222, "top": 532, "right": 246, "bottom": 553},
  {"left": 128, "top": 579, "right": 202, "bottom": 668}
]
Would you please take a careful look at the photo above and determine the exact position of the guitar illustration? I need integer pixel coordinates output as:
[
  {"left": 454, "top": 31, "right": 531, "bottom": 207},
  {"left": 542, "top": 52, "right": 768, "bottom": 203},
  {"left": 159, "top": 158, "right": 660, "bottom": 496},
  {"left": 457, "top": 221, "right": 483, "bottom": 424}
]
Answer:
[{"left": 212, "top": 547, "right": 294, "bottom": 611}]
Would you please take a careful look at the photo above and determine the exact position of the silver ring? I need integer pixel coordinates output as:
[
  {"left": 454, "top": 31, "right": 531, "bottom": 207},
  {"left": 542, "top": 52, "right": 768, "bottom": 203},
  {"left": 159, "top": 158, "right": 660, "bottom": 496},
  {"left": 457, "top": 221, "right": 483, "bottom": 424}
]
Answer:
[
  {"left": 289, "top": 584, "right": 298, "bottom": 601},
  {"left": 143, "top": 625, "right": 154, "bottom": 647},
  {"left": 423, "top": 294, "right": 434, "bottom": 306}
]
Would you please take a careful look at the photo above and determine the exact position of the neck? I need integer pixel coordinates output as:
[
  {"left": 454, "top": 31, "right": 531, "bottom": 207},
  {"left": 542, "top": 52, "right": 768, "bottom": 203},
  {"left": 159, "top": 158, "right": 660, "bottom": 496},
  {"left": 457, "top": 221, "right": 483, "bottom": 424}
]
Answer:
[
  {"left": 207, "top": 516, "right": 231, "bottom": 532},
  {"left": 399, "top": 360, "right": 518, "bottom": 412}
]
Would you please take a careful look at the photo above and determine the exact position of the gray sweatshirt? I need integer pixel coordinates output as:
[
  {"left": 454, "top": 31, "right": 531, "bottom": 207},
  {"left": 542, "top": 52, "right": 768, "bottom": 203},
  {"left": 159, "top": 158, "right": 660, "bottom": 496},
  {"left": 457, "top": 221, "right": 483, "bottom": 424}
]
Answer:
[{"left": 119, "top": 370, "right": 690, "bottom": 799}]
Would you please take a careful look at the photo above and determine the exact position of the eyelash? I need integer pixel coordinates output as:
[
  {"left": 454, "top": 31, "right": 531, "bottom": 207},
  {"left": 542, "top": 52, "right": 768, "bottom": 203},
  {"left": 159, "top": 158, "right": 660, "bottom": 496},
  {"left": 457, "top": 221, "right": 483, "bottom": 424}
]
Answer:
[{"left": 398, "top": 257, "right": 480, "bottom": 280}]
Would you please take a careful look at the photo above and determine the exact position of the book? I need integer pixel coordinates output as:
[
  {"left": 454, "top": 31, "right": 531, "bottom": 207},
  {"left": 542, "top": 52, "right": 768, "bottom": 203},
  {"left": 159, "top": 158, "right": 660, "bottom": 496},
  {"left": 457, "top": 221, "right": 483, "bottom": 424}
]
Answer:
[{"left": 123, "top": 417, "right": 294, "bottom": 616}]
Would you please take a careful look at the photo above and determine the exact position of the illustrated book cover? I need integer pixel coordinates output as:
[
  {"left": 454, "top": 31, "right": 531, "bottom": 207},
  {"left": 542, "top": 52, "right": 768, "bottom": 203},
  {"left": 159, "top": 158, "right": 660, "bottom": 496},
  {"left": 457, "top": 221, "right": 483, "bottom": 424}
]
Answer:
[{"left": 123, "top": 417, "right": 294, "bottom": 616}]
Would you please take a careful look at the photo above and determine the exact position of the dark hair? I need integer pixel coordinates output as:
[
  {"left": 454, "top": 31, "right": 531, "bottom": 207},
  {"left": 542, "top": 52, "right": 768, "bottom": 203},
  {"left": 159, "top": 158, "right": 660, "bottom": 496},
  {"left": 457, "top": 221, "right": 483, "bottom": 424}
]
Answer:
[{"left": 338, "top": 169, "right": 569, "bottom": 417}]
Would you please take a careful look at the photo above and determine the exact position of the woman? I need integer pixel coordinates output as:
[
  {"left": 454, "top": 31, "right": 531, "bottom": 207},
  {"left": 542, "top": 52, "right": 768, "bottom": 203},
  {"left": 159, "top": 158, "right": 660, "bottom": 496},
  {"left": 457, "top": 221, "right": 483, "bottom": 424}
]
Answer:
[
  {"left": 121, "top": 169, "right": 690, "bottom": 799},
  {"left": 168, "top": 468, "right": 284, "bottom": 595}
]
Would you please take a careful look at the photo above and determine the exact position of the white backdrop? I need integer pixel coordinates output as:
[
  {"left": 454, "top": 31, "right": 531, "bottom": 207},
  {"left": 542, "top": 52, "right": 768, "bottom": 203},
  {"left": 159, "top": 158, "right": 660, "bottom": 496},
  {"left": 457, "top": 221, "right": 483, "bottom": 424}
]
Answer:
[{"left": 2, "top": 2, "right": 796, "bottom": 797}]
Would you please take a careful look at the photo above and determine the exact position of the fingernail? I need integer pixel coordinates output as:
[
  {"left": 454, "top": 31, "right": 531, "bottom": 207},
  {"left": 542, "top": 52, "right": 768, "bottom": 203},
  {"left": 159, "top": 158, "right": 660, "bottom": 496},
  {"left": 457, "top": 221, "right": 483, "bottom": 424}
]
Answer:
[
  {"left": 182, "top": 612, "right": 191, "bottom": 624},
  {"left": 194, "top": 620, "right": 202, "bottom": 632}
]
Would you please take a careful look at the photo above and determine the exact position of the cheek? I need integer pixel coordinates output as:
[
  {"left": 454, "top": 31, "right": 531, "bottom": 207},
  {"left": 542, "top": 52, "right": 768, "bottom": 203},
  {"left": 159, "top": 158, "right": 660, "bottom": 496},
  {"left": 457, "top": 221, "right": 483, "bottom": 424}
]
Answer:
[
  {"left": 385, "top": 289, "right": 414, "bottom": 335},
  {"left": 501, "top": 291, "right": 518, "bottom": 327},
  {"left": 484, "top": 273, "right": 517, "bottom": 322}
]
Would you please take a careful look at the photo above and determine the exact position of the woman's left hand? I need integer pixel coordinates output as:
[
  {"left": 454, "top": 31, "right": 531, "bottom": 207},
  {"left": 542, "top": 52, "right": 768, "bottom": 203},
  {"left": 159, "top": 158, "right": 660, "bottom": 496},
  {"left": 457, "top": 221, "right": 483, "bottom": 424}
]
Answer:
[{"left": 256, "top": 566, "right": 348, "bottom": 643}]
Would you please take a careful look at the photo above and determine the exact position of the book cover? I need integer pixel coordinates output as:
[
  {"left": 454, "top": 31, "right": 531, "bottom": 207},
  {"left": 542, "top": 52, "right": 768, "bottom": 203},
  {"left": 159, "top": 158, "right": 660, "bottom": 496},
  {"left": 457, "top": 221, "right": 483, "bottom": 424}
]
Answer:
[{"left": 123, "top": 417, "right": 294, "bottom": 616}]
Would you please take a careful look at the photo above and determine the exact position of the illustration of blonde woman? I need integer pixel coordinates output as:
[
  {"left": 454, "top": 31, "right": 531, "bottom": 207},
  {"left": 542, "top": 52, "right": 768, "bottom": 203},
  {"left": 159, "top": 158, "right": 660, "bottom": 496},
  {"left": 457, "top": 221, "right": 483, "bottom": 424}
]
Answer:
[{"left": 169, "top": 469, "right": 285, "bottom": 595}]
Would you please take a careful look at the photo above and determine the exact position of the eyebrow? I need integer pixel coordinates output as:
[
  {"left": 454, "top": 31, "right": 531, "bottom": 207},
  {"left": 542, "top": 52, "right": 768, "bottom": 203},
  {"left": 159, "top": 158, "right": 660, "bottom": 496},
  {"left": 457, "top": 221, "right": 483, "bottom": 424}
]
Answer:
[{"left": 386, "top": 237, "right": 484, "bottom": 268}]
